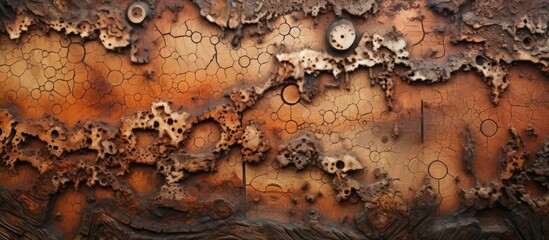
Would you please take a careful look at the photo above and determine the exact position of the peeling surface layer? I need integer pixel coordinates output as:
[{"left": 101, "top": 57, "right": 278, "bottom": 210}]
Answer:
[{"left": 0, "top": 0, "right": 548, "bottom": 238}]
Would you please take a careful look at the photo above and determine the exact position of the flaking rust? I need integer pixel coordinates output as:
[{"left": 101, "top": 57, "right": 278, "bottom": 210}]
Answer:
[{"left": 0, "top": 0, "right": 548, "bottom": 239}]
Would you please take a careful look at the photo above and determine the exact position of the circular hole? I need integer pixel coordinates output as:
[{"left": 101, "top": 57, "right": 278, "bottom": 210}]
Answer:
[
  {"left": 340, "top": 35, "right": 345, "bottom": 38},
  {"left": 132, "top": 7, "right": 143, "bottom": 17},
  {"left": 475, "top": 56, "right": 485, "bottom": 65},
  {"left": 522, "top": 37, "right": 532, "bottom": 46},
  {"left": 51, "top": 129, "right": 59, "bottom": 139},
  {"left": 336, "top": 160, "right": 345, "bottom": 169}
]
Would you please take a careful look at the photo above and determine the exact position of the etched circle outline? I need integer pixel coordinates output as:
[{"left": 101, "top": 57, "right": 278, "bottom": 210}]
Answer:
[
  {"left": 281, "top": 83, "right": 301, "bottom": 105},
  {"left": 265, "top": 183, "right": 284, "bottom": 201},
  {"left": 480, "top": 119, "right": 498, "bottom": 137},
  {"left": 369, "top": 151, "right": 381, "bottom": 163},
  {"left": 428, "top": 160, "right": 448, "bottom": 180}
]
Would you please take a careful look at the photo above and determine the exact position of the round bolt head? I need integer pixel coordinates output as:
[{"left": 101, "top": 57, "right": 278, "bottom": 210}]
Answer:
[
  {"left": 127, "top": 1, "right": 151, "bottom": 24},
  {"left": 328, "top": 19, "right": 357, "bottom": 51}
]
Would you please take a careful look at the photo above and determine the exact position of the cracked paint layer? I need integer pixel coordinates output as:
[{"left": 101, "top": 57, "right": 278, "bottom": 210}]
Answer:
[{"left": 0, "top": 0, "right": 548, "bottom": 239}]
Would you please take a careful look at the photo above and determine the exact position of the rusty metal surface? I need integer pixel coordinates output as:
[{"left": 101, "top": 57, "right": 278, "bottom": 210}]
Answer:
[{"left": 0, "top": 0, "right": 548, "bottom": 239}]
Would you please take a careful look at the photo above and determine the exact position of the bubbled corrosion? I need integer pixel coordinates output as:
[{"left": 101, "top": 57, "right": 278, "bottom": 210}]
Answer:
[{"left": 0, "top": 0, "right": 548, "bottom": 239}]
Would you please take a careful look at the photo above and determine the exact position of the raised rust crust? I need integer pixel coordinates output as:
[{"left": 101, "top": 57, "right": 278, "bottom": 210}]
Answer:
[{"left": 0, "top": 0, "right": 548, "bottom": 239}]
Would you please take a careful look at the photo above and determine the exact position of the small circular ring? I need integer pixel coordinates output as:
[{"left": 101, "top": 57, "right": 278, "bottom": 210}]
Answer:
[{"left": 127, "top": 1, "right": 151, "bottom": 24}]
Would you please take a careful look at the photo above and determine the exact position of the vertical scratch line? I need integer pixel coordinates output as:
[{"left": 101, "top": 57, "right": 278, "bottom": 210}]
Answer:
[
  {"left": 242, "top": 160, "right": 247, "bottom": 219},
  {"left": 421, "top": 99, "right": 424, "bottom": 144}
]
